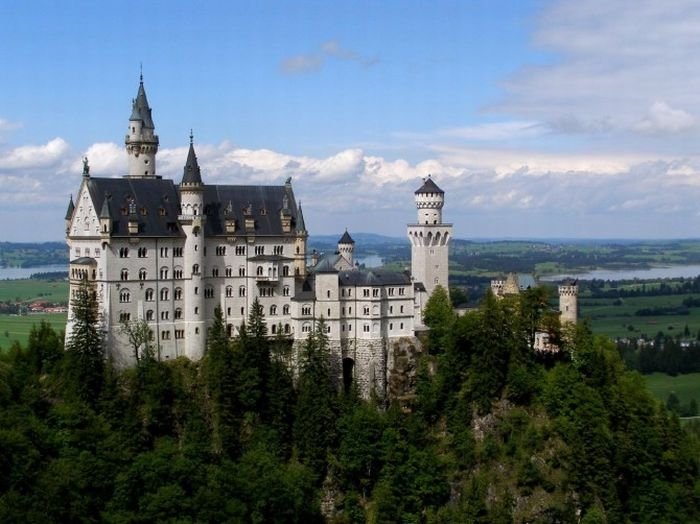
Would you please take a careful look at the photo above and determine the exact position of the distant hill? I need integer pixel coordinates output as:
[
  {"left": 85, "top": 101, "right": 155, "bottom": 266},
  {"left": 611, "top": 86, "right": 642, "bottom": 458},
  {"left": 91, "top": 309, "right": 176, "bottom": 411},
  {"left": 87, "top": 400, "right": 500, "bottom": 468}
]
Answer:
[
  {"left": 0, "top": 242, "right": 68, "bottom": 268},
  {"left": 310, "top": 233, "right": 407, "bottom": 247}
]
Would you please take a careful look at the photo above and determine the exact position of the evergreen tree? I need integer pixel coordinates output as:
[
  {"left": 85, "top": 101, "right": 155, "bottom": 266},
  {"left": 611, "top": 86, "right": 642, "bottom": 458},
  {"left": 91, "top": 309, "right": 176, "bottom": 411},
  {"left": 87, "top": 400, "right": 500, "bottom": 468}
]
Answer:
[{"left": 64, "top": 278, "right": 104, "bottom": 404}]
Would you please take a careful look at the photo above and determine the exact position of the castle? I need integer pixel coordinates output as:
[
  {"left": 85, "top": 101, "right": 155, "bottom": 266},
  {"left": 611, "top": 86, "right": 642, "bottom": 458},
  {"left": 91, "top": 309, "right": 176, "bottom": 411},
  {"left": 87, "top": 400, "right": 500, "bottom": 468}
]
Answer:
[{"left": 64, "top": 78, "right": 452, "bottom": 397}]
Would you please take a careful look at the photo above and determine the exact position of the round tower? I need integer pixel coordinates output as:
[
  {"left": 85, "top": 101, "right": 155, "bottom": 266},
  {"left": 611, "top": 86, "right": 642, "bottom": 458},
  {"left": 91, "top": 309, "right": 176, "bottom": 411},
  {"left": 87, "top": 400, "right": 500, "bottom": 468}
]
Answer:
[
  {"left": 407, "top": 175, "right": 452, "bottom": 301},
  {"left": 178, "top": 134, "right": 206, "bottom": 358},
  {"left": 337, "top": 230, "right": 355, "bottom": 267},
  {"left": 415, "top": 175, "right": 445, "bottom": 225},
  {"left": 125, "top": 75, "right": 159, "bottom": 178},
  {"left": 558, "top": 279, "right": 578, "bottom": 325}
]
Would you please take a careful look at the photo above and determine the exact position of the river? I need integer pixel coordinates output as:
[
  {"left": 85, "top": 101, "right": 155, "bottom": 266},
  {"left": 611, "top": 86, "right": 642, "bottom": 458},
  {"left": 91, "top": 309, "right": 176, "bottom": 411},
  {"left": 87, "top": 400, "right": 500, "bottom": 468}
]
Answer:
[
  {"left": 0, "top": 264, "right": 68, "bottom": 280},
  {"left": 541, "top": 264, "right": 700, "bottom": 282}
]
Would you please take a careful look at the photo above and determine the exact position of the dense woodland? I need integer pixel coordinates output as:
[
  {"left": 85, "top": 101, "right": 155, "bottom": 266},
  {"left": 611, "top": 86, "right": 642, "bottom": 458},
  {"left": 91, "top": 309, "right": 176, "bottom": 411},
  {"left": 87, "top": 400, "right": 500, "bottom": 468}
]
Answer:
[{"left": 1, "top": 282, "right": 699, "bottom": 523}]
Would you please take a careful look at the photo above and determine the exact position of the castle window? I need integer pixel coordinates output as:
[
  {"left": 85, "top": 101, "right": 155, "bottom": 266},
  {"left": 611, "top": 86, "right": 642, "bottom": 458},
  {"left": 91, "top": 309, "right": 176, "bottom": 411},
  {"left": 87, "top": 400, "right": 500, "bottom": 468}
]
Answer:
[
  {"left": 216, "top": 246, "right": 226, "bottom": 256},
  {"left": 174, "top": 287, "right": 182, "bottom": 300},
  {"left": 270, "top": 305, "right": 277, "bottom": 316},
  {"left": 236, "top": 245, "right": 246, "bottom": 256},
  {"left": 389, "top": 323, "right": 393, "bottom": 330},
  {"left": 160, "top": 267, "right": 169, "bottom": 279},
  {"left": 255, "top": 246, "right": 264, "bottom": 255},
  {"left": 257, "top": 266, "right": 263, "bottom": 276},
  {"left": 283, "top": 265, "right": 289, "bottom": 276},
  {"left": 399, "top": 287, "right": 405, "bottom": 296},
  {"left": 119, "top": 290, "right": 131, "bottom": 303},
  {"left": 173, "top": 247, "right": 183, "bottom": 257},
  {"left": 119, "top": 247, "right": 129, "bottom": 258},
  {"left": 226, "top": 286, "right": 233, "bottom": 298},
  {"left": 373, "top": 289, "right": 379, "bottom": 297},
  {"left": 161, "top": 311, "right": 169, "bottom": 320},
  {"left": 120, "top": 312, "right": 131, "bottom": 322},
  {"left": 284, "top": 324, "right": 290, "bottom": 334},
  {"left": 161, "top": 330, "right": 170, "bottom": 340},
  {"left": 363, "top": 306, "right": 370, "bottom": 316},
  {"left": 120, "top": 269, "right": 129, "bottom": 281},
  {"left": 363, "top": 324, "right": 370, "bottom": 332},
  {"left": 212, "top": 267, "right": 219, "bottom": 277},
  {"left": 204, "top": 287, "right": 214, "bottom": 299},
  {"left": 302, "top": 305, "right": 311, "bottom": 316},
  {"left": 192, "top": 264, "right": 200, "bottom": 275},
  {"left": 225, "top": 266, "right": 233, "bottom": 277},
  {"left": 400, "top": 305, "right": 404, "bottom": 313},
  {"left": 302, "top": 323, "right": 311, "bottom": 333},
  {"left": 139, "top": 268, "right": 147, "bottom": 281},
  {"left": 400, "top": 322, "right": 404, "bottom": 330},
  {"left": 145, "top": 288, "right": 154, "bottom": 301},
  {"left": 327, "top": 290, "right": 331, "bottom": 298},
  {"left": 389, "top": 306, "right": 393, "bottom": 314},
  {"left": 388, "top": 288, "right": 394, "bottom": 296},
  {"left": 239, "top": 286, "right": 246, "bottom": 297},
  {"left": 363, "top": 289, "right": 370, "bottom": 297},
  {"left": 283, "top": 304, "right": 290, "bottom": 315},
  {"left": 194, "top": 287, "right": 199, "bottom": 295},
  {"left": 174, "top": 268, "right": 183, "bottom": 279},
  {"left": 174, "top": 308, "right": 182, "bottom": 319},
  {"left": 138, "top": 247, "right": 147, "bottom": 258},
  {"left": 175, "top": 330, "right": 184, "bottom": 339},
  {"left": 160, "top": 247, "right": 169, "bottom": 257},
  {"left": 327, "top": 308, "right": 331, "bottom": 317},
  {"left": 146, "top": 310, "right": 154, "bottom": 321},
  {"left": 160, "top": 288, "right": 169, "bottom": 301},
  {"left": 274, "top": 245, "right": 283, "bottom": 255},
  {"left": 194, "top": 307, "right": 199, "bottom": 315},
  {"left": 159, "top": 207, "right": 167, "bottom": 217},
  {"left": 283, "top": 286, "right": 290, "bottom": 297},
  {"left": 195, "top": 327, "right": 199, "bottom": 334},
  {"left": 239, "top": 267, "right": 245, "bottom": 276}
]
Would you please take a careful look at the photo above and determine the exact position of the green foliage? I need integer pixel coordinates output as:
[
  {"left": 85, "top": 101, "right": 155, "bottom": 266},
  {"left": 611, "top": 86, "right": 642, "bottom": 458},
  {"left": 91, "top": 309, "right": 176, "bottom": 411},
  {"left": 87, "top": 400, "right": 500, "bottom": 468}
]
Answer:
[{"left": 422, "top": 285, "right": 455, "bottom": 353}]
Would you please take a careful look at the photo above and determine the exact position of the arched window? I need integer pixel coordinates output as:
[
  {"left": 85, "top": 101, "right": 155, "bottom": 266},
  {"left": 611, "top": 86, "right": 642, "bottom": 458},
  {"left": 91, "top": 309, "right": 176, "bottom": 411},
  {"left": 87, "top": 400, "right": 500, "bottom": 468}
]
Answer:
[
  {"left": 174, "top": 308, "right": 182, "bottom": 319},
  {"left": 283, "top": 304, "right": 290, "bottom": 315},
  {"left": 145, "top": 288, "right": 154, "bottom": 301},
  {"left": 120, "top": 268, "right": 129, "bottom": 281},
  {"left": 139, "top": 268, "right": 147, "bottom": 281},
  {"left": 282, "top": 265, "right": 289, "bottom": 276},
  {"left": 160, "top": 288, "right": 169, "bottom": 301},
  {"left": 212, "top": 267, "right": 219, "bottom": 277},
  {"left": 119, "top": 247, "right": 129, "bottom": 258},
  {"left": 270, "top": 305, "right": 277, "bottom": 316},
  {"left": 192, "top": 264, "right": 200, "bottom": 275},
  {"left": 160, "top": 267, "right": 169, "bottom": 279},
  {"left": 239, "top": 286, "right": 246, "bottom": 297},
  {"left": 271, "top": 325, "right": 277, "bottom": 334},
  {"left": 174, "top": 287, "right": 182, "bottom": 300},
  {"left": 146, "top": 310, "right": 154, "bottom": 321},
  {"left": 284, "top": 324, "right": 290, "bottom": 334},
  {"left": 226, "top": 286, "right": 233, "bottom": 298},
  {"left": 119, "top": 289, "right": 130, "bottom": 303},
  {"left": 256, "top": 266, "right": 263, "bottom": 276}
]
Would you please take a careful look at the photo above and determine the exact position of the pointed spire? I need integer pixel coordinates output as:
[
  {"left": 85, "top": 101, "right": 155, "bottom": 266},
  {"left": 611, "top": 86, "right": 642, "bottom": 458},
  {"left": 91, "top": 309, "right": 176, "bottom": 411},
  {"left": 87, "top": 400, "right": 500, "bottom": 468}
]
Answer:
[
  {"left": 99, "top": 195, "right": 111, "bottom": 219},
  {"left": 338, "top": 229, "right": 355, "bottom": 245},
  {"left": 296, "top": 203, "right": 306, "bottom": 233},
  {"left": 65, "top": 195, "right": 75, "bottom": 220},
  {"left": 181, "top": 134, "right": 203, "bottom": 185},
  {"left": 130, "top": 74, "right": 155, "bottom": 129}
]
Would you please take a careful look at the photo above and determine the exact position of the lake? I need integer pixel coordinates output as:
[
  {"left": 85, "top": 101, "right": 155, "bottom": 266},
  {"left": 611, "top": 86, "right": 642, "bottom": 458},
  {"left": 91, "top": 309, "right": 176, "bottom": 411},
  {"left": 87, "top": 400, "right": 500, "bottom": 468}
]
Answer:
[
  {"left": 541, "top": 264, "right": 700, "bottom": 282},
  {"left": 0, "top": 264, "right": 68, "bottom": 280}
]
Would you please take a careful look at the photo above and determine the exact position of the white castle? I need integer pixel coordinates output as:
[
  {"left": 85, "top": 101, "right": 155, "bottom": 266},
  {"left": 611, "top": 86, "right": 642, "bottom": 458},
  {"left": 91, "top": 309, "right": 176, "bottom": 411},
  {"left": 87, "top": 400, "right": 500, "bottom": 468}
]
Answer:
[{"left": 64, "top": 78, "right": 452, "bottom": 397}]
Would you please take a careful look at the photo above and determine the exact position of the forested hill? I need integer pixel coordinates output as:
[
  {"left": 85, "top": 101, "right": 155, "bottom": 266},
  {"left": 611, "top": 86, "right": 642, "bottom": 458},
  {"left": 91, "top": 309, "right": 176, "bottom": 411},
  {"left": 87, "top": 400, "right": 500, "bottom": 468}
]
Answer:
[
  {"left": 1, "top": 288, "right": 698, "bottom": 522},
  {"left": 0, "top": 242, "right": 67, "bottom": 268}
]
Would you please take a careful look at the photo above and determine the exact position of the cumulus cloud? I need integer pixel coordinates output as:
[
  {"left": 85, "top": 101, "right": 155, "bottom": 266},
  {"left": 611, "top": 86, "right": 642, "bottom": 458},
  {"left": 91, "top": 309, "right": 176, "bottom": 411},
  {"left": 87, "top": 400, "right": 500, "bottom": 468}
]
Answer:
[
  {"left": 2, "top": 138, "right": 69, "bottom": 170},
  {"left": 280, "top": 40, "right": 378, "bottom": 75},
  {"left": 493, "top": 0, "right": 700, "bottom": 139}
]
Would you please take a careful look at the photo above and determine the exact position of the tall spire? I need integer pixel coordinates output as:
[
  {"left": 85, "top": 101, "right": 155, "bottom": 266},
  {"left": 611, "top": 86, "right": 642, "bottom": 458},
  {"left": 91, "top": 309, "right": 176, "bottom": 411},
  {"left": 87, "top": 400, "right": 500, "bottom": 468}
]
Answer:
[
  {"left": 125, "top": 74, "right": 159, "bottom": 178},
  {"left": 296, "top": 203, "right": 306, "bottom": 233},
  {"left": 65, "top": 195, "right": 75, "bottom": 220},
  {"left": 181, "top": 133, "right": 203, "bottom": 186}
]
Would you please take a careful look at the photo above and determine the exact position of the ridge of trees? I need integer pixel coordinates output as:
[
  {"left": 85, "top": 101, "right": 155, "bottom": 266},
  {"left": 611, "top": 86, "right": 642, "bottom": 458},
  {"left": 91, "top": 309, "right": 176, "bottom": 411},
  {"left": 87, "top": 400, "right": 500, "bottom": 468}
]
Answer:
[{"left": 0, "top": 288, "right": 698, "bottom": 522}]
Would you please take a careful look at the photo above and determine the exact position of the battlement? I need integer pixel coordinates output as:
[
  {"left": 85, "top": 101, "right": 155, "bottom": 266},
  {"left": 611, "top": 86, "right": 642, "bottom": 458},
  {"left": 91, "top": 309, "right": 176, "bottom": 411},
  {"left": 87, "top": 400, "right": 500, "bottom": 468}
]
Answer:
[{"left": 558, "top": 285, "right": 579, "bottom": 297}]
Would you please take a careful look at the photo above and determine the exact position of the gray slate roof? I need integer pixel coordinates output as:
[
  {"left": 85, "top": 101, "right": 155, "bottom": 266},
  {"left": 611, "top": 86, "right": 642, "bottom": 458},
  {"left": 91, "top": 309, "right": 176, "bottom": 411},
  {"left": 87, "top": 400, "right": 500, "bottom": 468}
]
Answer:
[
  {"left": 65, "top": 196, "right": 75, "bottom": 220},
  {"left": 415, "top": 176, "right": 444, "bottom": 194},
  {"left": 202, "top": 184, "right": 302, "bottom": 237},
  {"left": 130, "top": 79, "right": 155, "bottom": 129},
  {"left": 70, "top": 257, "right": 97, "bottom": 265},
  {"left": 86, "top": 177, "right": 183, "bottom": 237},
  {"left": 181, "top": 142, "right": 202, "bottom": 185},
  {"left": 338, "top": 230, "right": 354, "bottom": 244},
  {"left": 338, "top": 268, "right": 411, "bottom": 287}
]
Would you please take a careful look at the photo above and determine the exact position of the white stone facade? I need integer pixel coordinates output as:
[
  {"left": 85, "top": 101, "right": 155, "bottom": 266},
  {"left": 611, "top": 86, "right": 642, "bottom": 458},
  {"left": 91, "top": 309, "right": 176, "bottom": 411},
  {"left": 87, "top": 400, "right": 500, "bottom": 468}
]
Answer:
[{"left": 65, "top": 80, "right": 447, "bottom": 397}]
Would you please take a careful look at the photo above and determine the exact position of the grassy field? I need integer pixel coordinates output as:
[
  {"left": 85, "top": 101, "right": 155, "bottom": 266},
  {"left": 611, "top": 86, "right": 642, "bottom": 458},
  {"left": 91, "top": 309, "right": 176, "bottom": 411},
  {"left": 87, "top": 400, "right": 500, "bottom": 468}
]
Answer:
[
  {"left": 580, "top": 294, "right": 700, "bottom": 339},
  {"left": 0, "top": 312, "right": 67, "bottom": 351},
  {"left": 0, "top": 279, "right": 68, "bottom": 304},
  {"left": 644, "top": 372, "right": 700, "bottom": 406}
]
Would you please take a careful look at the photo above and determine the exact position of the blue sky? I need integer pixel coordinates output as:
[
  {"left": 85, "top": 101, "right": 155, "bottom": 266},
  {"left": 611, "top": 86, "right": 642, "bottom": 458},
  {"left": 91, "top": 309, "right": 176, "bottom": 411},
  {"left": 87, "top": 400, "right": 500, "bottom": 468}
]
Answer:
[{"left": 3, "top": 0, "right": 700, "bottom": 241}]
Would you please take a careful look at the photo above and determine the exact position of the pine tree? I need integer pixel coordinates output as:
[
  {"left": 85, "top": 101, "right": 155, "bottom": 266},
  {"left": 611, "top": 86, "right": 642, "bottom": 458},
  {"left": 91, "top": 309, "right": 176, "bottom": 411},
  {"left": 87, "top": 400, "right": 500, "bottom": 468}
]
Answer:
[{"left": 64, "top": 278, "right": 104, "bottom": 404}]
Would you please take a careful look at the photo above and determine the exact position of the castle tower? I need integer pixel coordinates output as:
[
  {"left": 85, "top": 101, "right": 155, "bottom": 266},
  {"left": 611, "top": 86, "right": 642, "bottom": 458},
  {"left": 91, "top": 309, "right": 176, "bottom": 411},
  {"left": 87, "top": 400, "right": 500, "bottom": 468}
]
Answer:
[
  {"left": 407, "top": 176, "right": 452, "bottom": 299},
  {"left": 338, "top": 230, "right": 355, "bottom": 267},
  {"left": 178, "top": 134, "right": 206, "bottom": 358},
  {"left": 558, "top": 279, "right": 578, "bottom": 325},
  {"left": 125, "top": 75, "right": 159, "bottom": 178},
  {"left": 294, "top": 203, "right": 308, "bottom": 277}
]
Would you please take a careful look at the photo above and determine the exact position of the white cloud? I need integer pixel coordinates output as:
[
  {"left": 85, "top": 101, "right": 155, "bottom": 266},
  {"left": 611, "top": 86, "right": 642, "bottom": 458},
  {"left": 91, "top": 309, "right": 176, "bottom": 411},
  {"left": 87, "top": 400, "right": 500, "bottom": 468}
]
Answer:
[
  {"left": 635, "top": 101, "right": 695, "bottom": 134},
  {"left": 280, "top": 40, "right": 378, "bottom": 75},
  {"left": 2, "top": 138, "right": 69, "bottom": 170}
]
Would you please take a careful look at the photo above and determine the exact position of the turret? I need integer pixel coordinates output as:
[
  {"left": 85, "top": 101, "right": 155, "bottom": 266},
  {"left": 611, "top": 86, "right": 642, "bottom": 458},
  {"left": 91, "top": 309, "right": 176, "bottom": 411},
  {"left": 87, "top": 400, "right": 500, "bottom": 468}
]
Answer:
[
  {"left": 178, "top": 134, "right": 206, "bottom": 359},
  {"left": 414, "top": 175, "right": 444, "bottom": 225},
  {"left": 125, "top": 75, "right": 159, "bottom": 178},
  {"left": 99, "top": 194, "right": 112, "bottom": 239},
  {"left": 558, "top": 279, "right": 578, "bottom": 325},
  {"left": 294, "top": 203, "right": 308, "bottom": 277},
  {"left": 337, "top": 230, "right": 355, "bottom": 267},
  {"left": 65, "top": 195, "right": 75, "bottom": 234}
]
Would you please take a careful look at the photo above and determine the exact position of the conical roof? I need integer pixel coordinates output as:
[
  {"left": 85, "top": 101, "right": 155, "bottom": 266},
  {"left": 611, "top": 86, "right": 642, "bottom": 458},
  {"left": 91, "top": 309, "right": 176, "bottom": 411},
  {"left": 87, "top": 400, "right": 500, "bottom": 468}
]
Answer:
[
  {"left": 65, "top": 195, "right": 75, "bottom": 220},
  {"left": 296, "top": 204, "right": 306, "bottom": 233},
  {"left": 181, "top": 140, "right": 202, "bottom": 185},
  {"left": 99, "top": 195, "right": 111, "bottom": 219},
  {"left": 338, "top": 230, "right": 354, "bottom": 244},
  {"left": 129, "top": 77, "right": 155, "bottom": 129},
  {"left": 415, "top": 175, "right": 444, "bottom": 194}
]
